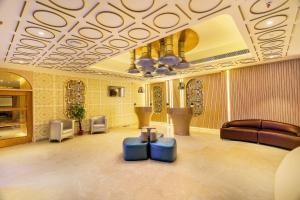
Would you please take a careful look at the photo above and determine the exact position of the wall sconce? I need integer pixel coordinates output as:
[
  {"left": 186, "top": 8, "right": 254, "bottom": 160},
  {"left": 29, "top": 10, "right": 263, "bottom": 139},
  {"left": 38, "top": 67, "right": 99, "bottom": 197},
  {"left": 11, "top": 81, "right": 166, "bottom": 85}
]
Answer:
[
  {"left": 138, "top": 86, "right": 144, "bottom": 93},
  {"left": 178, "top": 82, "right": 185, "bottom": 90}
]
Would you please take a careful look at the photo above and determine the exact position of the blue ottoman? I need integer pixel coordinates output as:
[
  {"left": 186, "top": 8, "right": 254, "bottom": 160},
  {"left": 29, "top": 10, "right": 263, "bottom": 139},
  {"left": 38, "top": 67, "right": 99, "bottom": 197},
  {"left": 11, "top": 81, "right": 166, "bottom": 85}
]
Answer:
[
  {"left": 150, "top": 138, "right": 177, "bottom": 162},
  {"left": 123, "top": 137, "right": 148, "bottom": 161}
]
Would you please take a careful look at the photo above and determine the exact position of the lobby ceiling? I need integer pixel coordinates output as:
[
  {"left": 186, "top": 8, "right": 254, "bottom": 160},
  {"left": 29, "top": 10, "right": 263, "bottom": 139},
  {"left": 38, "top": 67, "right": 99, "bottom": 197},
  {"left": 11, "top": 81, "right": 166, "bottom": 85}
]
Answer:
[{"left": 0, "top": 0, "right": 299, "bottom": 79}]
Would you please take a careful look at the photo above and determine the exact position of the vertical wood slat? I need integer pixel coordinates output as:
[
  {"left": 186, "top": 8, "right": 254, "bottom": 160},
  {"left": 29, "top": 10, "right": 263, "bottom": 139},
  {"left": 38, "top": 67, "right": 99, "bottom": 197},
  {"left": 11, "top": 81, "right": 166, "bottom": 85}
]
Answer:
[{"left": 230, "top": 59, "right": 300, "bottom": 126}]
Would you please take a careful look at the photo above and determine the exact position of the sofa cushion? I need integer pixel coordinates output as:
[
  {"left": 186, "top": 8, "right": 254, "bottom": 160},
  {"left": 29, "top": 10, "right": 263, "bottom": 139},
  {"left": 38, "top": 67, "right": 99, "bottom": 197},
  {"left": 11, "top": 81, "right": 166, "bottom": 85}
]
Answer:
[
  {"left": 224, "top": 119, "right": 262, "bottom": 129},
  {"left": 262, "top": 120, "right": 300, "bottom": 136},
  {"left": 220, "top": 127, "right": 258, "bottom": 143},
  {"left": 258, "top": 130, "right": 300, "bottom": 150},
  {"left": 260, "top": 129, "right": 296, "bottom": 137}
]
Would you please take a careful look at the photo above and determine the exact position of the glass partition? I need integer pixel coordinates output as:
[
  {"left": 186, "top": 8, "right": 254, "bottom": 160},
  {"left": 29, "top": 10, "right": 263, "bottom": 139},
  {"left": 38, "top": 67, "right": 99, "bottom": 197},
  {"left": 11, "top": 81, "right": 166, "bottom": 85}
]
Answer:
[
  {"left": 0, "top": 95, "right": 28, "bottom": 139},
  {"left": 0, "top": 72, "right": 32, "bottom": 146}
]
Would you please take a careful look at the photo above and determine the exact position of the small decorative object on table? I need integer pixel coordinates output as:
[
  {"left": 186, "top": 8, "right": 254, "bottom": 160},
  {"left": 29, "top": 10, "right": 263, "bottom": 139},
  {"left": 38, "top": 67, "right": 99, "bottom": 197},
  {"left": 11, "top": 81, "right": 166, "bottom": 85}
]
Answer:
[{"left": 70, "top": 104, "right": 86, "bottom": 135}]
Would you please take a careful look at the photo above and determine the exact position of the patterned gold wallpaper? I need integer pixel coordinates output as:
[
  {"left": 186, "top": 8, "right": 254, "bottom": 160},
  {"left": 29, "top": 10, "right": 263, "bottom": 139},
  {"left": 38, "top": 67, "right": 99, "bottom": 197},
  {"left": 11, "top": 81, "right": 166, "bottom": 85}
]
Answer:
[{"left": 0, "top": 68, "right": 145, "bottom": 141}]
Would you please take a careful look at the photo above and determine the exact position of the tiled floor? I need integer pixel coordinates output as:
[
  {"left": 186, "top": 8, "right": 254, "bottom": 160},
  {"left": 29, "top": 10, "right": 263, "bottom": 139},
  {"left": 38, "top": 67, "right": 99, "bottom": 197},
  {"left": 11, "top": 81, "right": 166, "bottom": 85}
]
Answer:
[{"left": 0, "top": 125, "right": 287, "bottom": 200}]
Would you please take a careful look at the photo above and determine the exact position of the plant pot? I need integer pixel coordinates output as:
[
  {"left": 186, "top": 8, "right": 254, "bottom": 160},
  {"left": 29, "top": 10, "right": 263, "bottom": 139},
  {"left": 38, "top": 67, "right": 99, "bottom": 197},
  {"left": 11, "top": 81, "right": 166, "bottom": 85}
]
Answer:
[{"left": 78, "top": 130, "right": 84, "bottom": 135}]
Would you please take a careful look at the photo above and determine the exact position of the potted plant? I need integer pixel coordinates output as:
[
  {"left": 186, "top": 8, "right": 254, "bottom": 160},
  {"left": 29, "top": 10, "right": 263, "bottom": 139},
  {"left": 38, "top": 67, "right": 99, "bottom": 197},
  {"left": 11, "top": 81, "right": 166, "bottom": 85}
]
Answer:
[{"left": 70, "top": 104, "right": 86, "bottom": 135}]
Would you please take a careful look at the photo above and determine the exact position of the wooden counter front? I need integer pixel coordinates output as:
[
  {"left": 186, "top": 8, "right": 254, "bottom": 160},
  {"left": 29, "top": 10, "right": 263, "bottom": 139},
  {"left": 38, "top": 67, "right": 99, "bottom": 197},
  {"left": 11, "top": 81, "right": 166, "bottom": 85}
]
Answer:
[
  {"left": 134, "top": 107, "right": 153, "bottom": 129},
  {"left": 167, "top": 107, "right": 193, "bottom": 136}
]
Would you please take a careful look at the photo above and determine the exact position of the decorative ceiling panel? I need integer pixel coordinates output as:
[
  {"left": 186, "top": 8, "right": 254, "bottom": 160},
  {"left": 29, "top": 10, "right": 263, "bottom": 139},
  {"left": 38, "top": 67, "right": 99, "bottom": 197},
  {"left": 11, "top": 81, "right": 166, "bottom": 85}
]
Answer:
[{"left": 0, "top": 0, "right": 299, "bottom": 80}]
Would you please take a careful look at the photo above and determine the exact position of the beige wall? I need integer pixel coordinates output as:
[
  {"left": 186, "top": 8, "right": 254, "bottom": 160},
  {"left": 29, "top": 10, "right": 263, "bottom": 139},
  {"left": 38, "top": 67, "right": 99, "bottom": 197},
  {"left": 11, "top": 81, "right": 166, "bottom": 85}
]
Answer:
[{"left": 0, "top": 68, "right": 145, "bottom": 141}]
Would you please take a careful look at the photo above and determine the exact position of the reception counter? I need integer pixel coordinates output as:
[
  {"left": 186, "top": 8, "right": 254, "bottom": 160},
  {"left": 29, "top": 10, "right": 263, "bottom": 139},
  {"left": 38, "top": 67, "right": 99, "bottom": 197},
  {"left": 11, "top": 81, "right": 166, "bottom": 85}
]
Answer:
[
  {"left": 134, "top": 107, "right": 153, "bottom": 129},
  {"left": 167, "top": 107, "right": 193, "bottom": 136}
]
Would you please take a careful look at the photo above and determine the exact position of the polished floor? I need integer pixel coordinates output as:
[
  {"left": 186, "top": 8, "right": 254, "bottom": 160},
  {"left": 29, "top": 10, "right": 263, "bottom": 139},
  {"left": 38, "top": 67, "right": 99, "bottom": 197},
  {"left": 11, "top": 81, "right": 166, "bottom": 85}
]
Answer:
[{"left": 0, "top": 125, "right": 287, "bottom": 200}]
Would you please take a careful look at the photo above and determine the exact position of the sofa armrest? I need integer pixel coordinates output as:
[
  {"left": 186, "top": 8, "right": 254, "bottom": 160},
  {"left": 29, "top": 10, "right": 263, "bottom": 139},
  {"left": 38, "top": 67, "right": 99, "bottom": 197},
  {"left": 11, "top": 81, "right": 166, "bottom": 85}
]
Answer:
[
  {"left": 222, "top": 122, "right": 230, "bottom": 128},
  {"left": 50, "top": 120, "right": 63, "bottom": 140}
]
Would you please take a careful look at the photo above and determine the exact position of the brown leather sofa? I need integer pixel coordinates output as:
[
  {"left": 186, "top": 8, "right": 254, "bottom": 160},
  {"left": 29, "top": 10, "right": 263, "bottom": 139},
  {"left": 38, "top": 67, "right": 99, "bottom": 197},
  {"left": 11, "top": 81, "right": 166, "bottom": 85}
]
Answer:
[{"left": 221, "top": 119, "right": 300, "bottom": 150}]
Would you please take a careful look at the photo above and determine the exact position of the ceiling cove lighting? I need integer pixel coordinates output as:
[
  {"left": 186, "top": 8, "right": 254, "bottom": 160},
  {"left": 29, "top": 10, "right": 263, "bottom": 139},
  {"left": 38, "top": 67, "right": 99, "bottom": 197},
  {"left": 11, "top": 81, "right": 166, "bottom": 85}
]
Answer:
[{"left": 128, "top": 28, "right": 199, "bottom": 78}]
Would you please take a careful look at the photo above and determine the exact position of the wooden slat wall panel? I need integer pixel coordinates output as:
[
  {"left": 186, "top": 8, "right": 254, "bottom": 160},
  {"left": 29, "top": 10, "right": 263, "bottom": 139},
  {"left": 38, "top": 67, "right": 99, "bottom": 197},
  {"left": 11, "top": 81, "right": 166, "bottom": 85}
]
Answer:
[
  {"left": 172, "top": 79, "right": 180, "bottom": 108},
  {"left": 182, "top": 72, "right": 227, "bottom": 129},
  {"left": 230, "top": 59, "right": 300, "bottom": 126}
]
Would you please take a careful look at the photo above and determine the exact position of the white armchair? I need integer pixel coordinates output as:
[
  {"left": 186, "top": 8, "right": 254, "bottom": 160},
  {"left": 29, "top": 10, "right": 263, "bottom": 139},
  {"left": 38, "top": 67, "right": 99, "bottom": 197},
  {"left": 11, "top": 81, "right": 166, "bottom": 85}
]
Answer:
[
  {"left": 49, "top": 119, "right": 75, "bottom": 142},
  {"left": 90, "top": 116, "right": 107, "bottom": 134}
]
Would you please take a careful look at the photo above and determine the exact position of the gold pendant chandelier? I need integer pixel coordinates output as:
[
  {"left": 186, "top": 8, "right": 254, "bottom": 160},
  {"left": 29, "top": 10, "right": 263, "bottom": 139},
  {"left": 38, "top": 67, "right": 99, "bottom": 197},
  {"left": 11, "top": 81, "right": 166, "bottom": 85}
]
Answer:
[{"left": 128, "top": 28, "right": 198, "bottom": 77}]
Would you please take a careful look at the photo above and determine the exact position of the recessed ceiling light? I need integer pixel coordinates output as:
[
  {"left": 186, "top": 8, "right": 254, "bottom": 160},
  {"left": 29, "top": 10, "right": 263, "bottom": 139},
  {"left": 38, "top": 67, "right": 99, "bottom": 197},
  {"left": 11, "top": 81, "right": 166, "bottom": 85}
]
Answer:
[
  {"left": 38, "top": 31, "right": 45, "bottom": 35},
  {"left": 266, "top": 20, "right": 273, "bottom": 26}
]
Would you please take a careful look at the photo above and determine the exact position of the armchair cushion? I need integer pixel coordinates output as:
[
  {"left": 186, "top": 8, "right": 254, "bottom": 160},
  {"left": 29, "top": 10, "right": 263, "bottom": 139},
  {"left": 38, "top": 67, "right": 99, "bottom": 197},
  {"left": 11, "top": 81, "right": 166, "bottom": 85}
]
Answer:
[{"left": 90, "top": 116, "right": 107, "bottom": 134}]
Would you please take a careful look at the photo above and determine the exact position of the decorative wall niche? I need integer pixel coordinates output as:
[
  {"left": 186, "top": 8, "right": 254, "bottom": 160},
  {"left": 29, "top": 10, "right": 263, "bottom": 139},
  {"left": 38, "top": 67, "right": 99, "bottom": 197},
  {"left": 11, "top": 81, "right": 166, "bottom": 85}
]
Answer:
[
  {"left": 64, "top": 80, "right": 86, "bottom": 118},
  {"left": 153, "top": 85, "right": 163, "bottom": 113},
  {"left": 186, "top": 78, "right": 204, "bottom": 116}
]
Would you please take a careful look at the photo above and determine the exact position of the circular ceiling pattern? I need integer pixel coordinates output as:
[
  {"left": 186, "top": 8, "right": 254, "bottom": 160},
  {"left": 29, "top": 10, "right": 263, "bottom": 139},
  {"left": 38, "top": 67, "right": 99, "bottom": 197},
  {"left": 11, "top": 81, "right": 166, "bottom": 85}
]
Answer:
[
  {"left": 83, "top": 54, "right": 101, "bottom": 59},
  {"left": 12, "top": 54, "right": 34, "bottom": 60},
  {"left": 109, "top": 39, "right": 130, "bottom": 48},
  {"left": 70, "top": 59, "right": 90, "bottom": 65},
  {"left": 260, "top": 40, "right": 284, "bottom": 49},
  {"left": 128, "top": 28, "right": 150, "bottom": 40},
  {"left": 263, "top": 54, "right": 282, "bottom": 59},
  {"left": 33, "top": 10, "right": 68, "bottom": 28},
  {"left": 262, "top": 48, "right": 282, "bottom": 56},
  {"left": 10, "top": 58, "right": 31, "bottom": 64},
  {"left": 42, "top": 59, "right": 61, "bottom": 65},
  {"left": 254, "top": 15, "right": 288, "bottom": 30},
  {"left": 56, "top": 47, "right": 77, "bottom": 55},
  {"left": 96, "top": 11, "right": 124, "bottom": 28},
  {"left": 250, "top": 0, "right": 289, "bottom": 14},
  {"left": 15, "top": 47, "right": 40, "bottom": 55},
  {"left": 153, "top": 12, "right": 180, "bottom": 29},
  {"left": 66, "top": 38, "right": 88, "bottom": 48},
  {"left": 49, "top": 0, "right": 85, "bottom": 11},
  {"left": 20, "top": 38, "right": 47, "bottom": 48},
  {"left": 48, "top": 54, "right": 68, "bottom": 61},
  {"left": 78, "top": 27, "right": 103, "bottom": 39},
  {"left": 25, "top": 26, "right": 55, "bottom": 39},
  {"left": 94, "top": 47, "right": 114, "bottom": 54},
  {"left": 189, "top": 0, "right": 222, "bottom": 13},
  {"left": 121, "top": 0, "right": 154, "bottom": 12},
  {"left": 238, "top": 58, "right": 256, "bottom": 64},
  {"left": 257, "top": 29, "right": 286, "bottom": 41}
]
